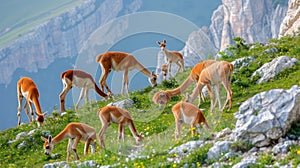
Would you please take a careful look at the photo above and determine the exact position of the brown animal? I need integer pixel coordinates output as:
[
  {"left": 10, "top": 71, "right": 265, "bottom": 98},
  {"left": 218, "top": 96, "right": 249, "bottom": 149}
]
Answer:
[
  {"left": 172, "top": 101, "right": 210, "bottom": 139},
  {"left": 157, "top": 40, "right": 185, "bottom": 78},
  {"left": 185, "top": 61, "right": 234, "bottom": 111},
  {"left": 161, "top": 63, "right": 168, "bottom": 81},
  {"left": 153, "top": 60, "right": 217, "bottom": 108},
  {"left": 41, "top": 122, "right": 96, "bottom": 162},
  {"left": 96, "top": 51, "right": 157, "bottom": 95},
  {"left": 17, "top": 77, "right": 46, "bottom": 127},
  {"left": 59, "top": 69, "right": 109, "bottom": 112},
  {"left": 97, "top": 106, "right": 143, "bottom": 148}
]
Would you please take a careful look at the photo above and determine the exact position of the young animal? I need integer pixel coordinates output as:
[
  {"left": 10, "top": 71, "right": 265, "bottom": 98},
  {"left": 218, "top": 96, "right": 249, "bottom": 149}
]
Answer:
[
  {"left": 17, "top": 77, "right": 46, "bottom": 127},
  {"left": 161, "top": 63, "right": 168, "bottom": 81},
  {"left": 41, "top": 122, "right": 96, "bottom": 162},
  {"left": 59, "top": 69, "right": 109, "bottom": 112},
  {"left": 157, "top": 40, "right": 185, "bottom": 78},
  {"left": 172, "top": 101, "right": 210, "bottom": 139},
  {"left": 95, "top": 51, "right": 157, "bottom": 95},
  {"left": 153, "top": 60, "right": 217, "bottom": 108},
  {"left": 185, "top": 61, "right": 234, "bottom": 111},
  {"left": 97, "top": 106, "right": 143, "bottom": 148}
]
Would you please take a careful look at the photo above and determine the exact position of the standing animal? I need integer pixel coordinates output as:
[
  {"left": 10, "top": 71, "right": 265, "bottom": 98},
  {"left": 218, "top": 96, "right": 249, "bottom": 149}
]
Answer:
[
  {"left": 17, "top": 77, "right": 46, "bottom": 127},
  {"left": 41, "top": 122, "right": 96, "bottom": 162},
  {"left": 95, "top": 51, "right": 158, "bottom": 95},
  {"left": 172, "top": 101, "right": 210, "bottom": 139},
  {"left": 153, "top": 60, "right": 217, "bottom": 108},
  {"left": 157, "top": 40, "right": 185, "bottom": 78},
  {"left": 59, "top": 69, "right": 109, "bottom": 112},
  {"left": 185, "top": 61, "right": 234, "bottom": 111},
  {"left": 97, "top": 106, "right": 143, "bottom": 148}
]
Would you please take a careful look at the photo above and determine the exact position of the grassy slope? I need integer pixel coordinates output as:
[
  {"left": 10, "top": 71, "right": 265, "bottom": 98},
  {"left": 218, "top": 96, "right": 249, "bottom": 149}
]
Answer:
[
  {"left": 0, "top": 0, "right": 86, "bottom": 47},
  {"left": 0, "top": 34, "right": 300, "bottom": 167}
]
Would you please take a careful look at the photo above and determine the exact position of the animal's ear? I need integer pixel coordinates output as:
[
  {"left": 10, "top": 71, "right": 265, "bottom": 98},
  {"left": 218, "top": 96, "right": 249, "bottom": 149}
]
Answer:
[
  {"left": 151, "top": 71, "right": 156, "bottom": 75},
  {"left": 157, "top": 41, "right": 161, "bottom": 45},
  {"left": 163, "top": 39, "right": 166, "bottom": 43},
  {"left": 43, "top": 112, "right": 48, "bottom": 116},
  {"left": 48, "top": 135, "right": 52, "bottom": 143},
  {"left": 41, "top": 136, "right": 48, "bottom": 142}
]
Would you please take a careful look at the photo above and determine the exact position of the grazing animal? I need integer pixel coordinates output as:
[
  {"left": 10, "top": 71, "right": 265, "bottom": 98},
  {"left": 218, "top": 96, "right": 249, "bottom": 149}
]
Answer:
[
  {"left": 41, "top": 122, "right": 96, "bottom": 162},
  {"left": 161, "top": 63, "right": 168, "bottom": 81},
  {"left": 157, "top": 40, "right": 185, "bottom": 78},
  {"left": 17, "top": 77, "right": 46, "bottom": 127},
  {"left": 95, "top": 51, "right": 157, "bottom": 95},
  {"left": 172, "top": 101, "right": 210, "bottom": 139},
  {"left": 59, "top": 69, "right": 109, "bottom": 112},
  {"left": 153, "top": 60, "right": 217, "bottom": 108},
  {"left": 185, "top": 61, "right": 234, "bottom": 111},
  {"left": 97, "top": 106, "right": 143, "bottom": 148}
]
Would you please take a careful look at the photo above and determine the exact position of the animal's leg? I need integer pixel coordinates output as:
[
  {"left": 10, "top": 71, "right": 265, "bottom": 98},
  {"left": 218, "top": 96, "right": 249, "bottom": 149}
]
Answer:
[
  {"left": 213, "top": 84, "right": 221, "bottom": 110},
  {"left": 28, "top": 101, "right": 35, "bottom": 122},
  {"left": 59, "top": 84, "right": 72, "bottom": 112},
  {"left": 98, "top": 123, "right": 109, "bottom": 148},
  {"left": 221, "top": 81, "right": 233, "bottom": 110},
  {"left": 24, "top": 101, "right": 32, "bottom": 123},
  {"left": 17, "top": 90, "right": 23, "bottom": 126},
  {"left": 75, "top": 88, "right": 85, "bottom": 110},
  {"left": 67, "top": 138, "right": 73, "bottom": 162},
  {"left": 175, "top": 119, "right": 182, "bottom": 139},
  {"left": 100, "top": 67, "right": 112, "bottom": 94},
  {"left": 168, "top": 63, "right": 173, "bottom": 78},
  {"left": 118, "top": 123, "right": 125, "bottom": 142},
  {"left": 72, "top": 135, "right": 81, "bottom": 160},
  {"left": 174, "top": 61, "right": 182, "bottom": 77}
]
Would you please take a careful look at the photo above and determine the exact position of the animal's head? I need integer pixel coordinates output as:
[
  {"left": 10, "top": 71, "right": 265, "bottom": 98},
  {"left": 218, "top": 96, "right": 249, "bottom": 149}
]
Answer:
[
  {"left": 157, "top": 40, "right": 166, "bottom": 50},
  {"left": 148, "top": 71, "right": 158, "bottom": 87},
  {"left": 153, "top": 91, "right": 170, "bottom": 108},
  {"left": 36, "top": 112, "right": 47, "bottom": 127},
  {"left": 136, "top": 132, "right": 144, "bottom": 144},
  {"left": 41, "top": 135, "right": 54, "bottom": 155}
]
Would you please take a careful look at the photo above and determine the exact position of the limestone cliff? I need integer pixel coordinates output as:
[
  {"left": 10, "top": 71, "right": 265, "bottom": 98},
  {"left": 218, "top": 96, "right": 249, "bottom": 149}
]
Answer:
[
  {"left": 279, "top": 0, "right": 300, "bottom": 37},
  {"left": 0, "top": 0, "right": 142, "bottom": 85},
  {"left": 182, "top": 0, "right": 288, "bottom": 62}
]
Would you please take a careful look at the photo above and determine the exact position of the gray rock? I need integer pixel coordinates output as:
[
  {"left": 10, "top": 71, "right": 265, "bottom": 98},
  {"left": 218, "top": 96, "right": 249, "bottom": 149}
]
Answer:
[
  {"left": 16, "top": 132, "right": 27, "bottom": 140},
  {"left": 231, "top": 56, "right": 255, "bottom": 69},
  {"left": 252, "top": 56, "right": 298, "bottom": 84},
  {"left": 42, "top": 130, "right": 51, "bottom": 138},
  {"left": 207, "top": 141, "right": 233, "bottom": 161},
  {"left": 77, "top": 160, "right": 97, "bottom": 167},
  {"left": 215, "top": 128, "right": 232, "bottom": 139},
  {"left": 107, "top": 99, "right": 134, "bottom": 109},
  {"left": 272, "top": 140, "right": 296, "bottom": 154},
  {"left": 43, "top": 161, "right": 68, "bottom": 168},
  {"left": 28, "top": 129, "right": 37, "bottom": 136},
  {"left": 232, "top": 85, "right": 300, "bottom": 147},
  {"left": 263, "top": 47, "right": 279, "bottom": 54},
  {"left": 232, "top": 157, "right": 256, "bottom": 168},
  {"left": 17, "top": 141, "right": 27, "bottom": 149},
  {"left": 168, "top": 140, "right": 205, "bottom": 155}
]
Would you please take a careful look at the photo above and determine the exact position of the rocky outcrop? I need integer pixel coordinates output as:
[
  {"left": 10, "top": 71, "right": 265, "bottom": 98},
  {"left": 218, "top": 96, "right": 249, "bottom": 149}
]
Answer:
[
  {"left": 181, "top": 0, "right": 288, "bottom": 61},
  {"left": 252, "top": 56, "right": 298, "bottom": 84},
  {"left": 0, "top": 0, "right": 142, "bottom": 85},
  {"left": 279, "top": 0, "right": 300, "bottom": 37},
  {"left": 232, "top": 85, "right": 300, "bottom": 147}
]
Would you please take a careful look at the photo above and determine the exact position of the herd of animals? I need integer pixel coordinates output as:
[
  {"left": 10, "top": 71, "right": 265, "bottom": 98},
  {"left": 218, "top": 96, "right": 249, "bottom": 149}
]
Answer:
[{"left": 16, "top": 40, "right": 234, "bottom": 161}]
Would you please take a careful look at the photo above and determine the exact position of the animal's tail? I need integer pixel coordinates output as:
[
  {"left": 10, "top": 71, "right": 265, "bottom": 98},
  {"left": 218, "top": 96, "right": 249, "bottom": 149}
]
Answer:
[
  {"left": 94, "top": 82, "right": 108, "bottom": 98},
  {"left": 60, "top": 71, "right": 68, "bottom": 79},
  {"left": 95, "top": 54, "right": 103, "bottom": 62},
  {"left": 229, "top": 63, "right": 234, "bottom": 71}
]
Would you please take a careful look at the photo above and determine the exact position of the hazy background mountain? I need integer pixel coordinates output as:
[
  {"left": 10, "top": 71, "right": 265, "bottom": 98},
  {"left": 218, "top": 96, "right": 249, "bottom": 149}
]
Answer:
[{"left": 0, "top": 0, "right": 221, "bottom": 130}]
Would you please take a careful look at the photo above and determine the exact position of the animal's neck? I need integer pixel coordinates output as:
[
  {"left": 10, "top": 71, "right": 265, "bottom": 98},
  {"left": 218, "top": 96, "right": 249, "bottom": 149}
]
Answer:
[
  {"left": 135, "top": 62, "right": 151, "bottom": 77},
  {"left": 166, "top": 76, "right": 194, "bottom": 96},
  {"left": 189, "top": 83, "right": 204, "bottom": 103},
  {"left": 52, "top": 131, "right": 68, "bottom": 145},
  {"left": 128, "top": 120, "right": 139, "bottom": 138},
  {"left": 31, "top": 94, "right": 42, "bottom": 115},
  {"left": 162, "top": 48, "right": 170, "bottom": 56}
]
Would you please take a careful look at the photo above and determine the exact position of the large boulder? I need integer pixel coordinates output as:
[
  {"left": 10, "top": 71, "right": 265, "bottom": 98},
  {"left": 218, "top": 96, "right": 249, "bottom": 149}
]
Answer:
[
  {"left": 252, "top": 56, "right": 298, "bottom": 84},
  {"left": 232, "top": 85, "right": 300, "bottom": 147}
]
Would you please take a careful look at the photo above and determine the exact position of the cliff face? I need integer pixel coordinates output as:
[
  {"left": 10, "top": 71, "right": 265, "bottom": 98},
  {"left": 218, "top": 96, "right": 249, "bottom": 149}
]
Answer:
[
  {"left": 0, "top": 0, "right": 142, "bottom": 85},
  {"left": 279, "top": 0, "right": 300, "bottom": 37},
  {"left": 182, "top": 0, "right": 288, "bottom": 61}
]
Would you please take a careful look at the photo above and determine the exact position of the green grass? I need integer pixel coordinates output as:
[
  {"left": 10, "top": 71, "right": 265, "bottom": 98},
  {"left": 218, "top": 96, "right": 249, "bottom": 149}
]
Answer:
[{"left": 0, "top": 34, "right": 300, "bottom": 167}]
